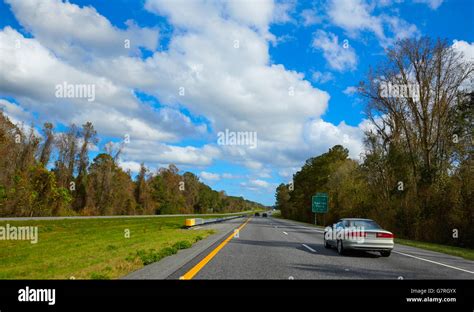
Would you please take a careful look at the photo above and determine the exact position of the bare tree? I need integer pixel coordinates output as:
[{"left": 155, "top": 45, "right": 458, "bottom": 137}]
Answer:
[
  {"left": 39, "top": 122, "right": 54, "bottom": 166},
  {"left": 54, "top": 124, "right": 79, "bottom": 187},
  {"left": 359, "top": 38, "right": 473, "bottom": 186},
  {"left": 77, "top": 122, "right": 98, "bottom": 177}
]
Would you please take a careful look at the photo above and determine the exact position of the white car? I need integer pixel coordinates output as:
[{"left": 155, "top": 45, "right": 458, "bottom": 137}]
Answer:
[{"left": 323, "top": 218, "right": 394, "bottom": 257}]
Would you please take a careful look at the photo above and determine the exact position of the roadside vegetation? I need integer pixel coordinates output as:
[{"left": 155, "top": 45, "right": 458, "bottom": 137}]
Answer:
[
  {"left": 0, "top": 116, "right": 265, "bottom": 217},
  {"left": 0, "top": 216, "right": 220, "bottom": 279},
  {"left": 270, "top": 210, "right": 281, "bottom": 218},
  {"left": 394, "top": 238, "right": 474, "bottom": 261},
  {"left": 275, "top": 37, "right": 473, "bottom": 249}
]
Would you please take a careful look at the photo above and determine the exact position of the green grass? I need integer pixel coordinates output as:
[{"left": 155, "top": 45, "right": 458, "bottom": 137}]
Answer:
[
  {"left": 0, "top": 215, "right": 229, "bottom": 279},
  {"left": 395, "top": 238, "right": 474, "bottom": 261},
  {"left": 270, "top": 210, "right": 282, "bottom": 218}
]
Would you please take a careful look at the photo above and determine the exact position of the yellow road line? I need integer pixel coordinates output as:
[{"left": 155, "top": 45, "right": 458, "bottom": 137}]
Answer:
[{"left": 179, "top": 217, "right": 252, "bottom": 280}]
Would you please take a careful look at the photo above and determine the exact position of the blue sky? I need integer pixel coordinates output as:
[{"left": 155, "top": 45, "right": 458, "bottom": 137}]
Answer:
[{"left": 0, "top": 0, "right": 473, "bottom": 206}]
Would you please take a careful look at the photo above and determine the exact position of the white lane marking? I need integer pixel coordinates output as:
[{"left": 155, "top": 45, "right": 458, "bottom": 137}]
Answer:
[
  {"left": 282, "top": 231, "right": 288, "bottom": 235},
  {"left": 302, "top": 244, "right": 316, "bottom": 252},
  {"left": 274, "top": 223, "right": 324, "bottom": 233},
  {"left": 296, "top": 226, "right": 325, "bottom": 233},
  {"left": 393, "top": 251, "right": 474, "bottom": 274}
]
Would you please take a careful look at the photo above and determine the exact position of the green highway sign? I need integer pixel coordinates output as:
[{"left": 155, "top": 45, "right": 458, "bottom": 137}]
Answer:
[{"left": 312, "top": 193, "right": 328, "bottom": 213}]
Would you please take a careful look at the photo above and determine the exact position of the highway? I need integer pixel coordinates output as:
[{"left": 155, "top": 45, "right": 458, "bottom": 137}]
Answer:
[{"left": 126, "top": 215, "right": 474, "bottom": 280}]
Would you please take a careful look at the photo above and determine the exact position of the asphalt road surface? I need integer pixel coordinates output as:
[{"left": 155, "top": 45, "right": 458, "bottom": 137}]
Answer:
[{"left": 150, "top": 216, "right": 474, "bottom": 280}]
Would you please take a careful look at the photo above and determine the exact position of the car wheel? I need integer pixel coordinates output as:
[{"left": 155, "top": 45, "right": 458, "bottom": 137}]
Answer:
[
  {"left": 337, "top": 240, "right": 345, "bottom": 255},
  {"left": 380, "top": 250, "right": 391, "bottom": 257},
  {"left": 324, "top": 238, "right": 331, "bottom": 249}
]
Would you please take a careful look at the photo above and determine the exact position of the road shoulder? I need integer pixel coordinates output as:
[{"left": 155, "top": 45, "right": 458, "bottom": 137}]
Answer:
[{"left": 121, "top": 218, "right": 244, "bottom": 279}]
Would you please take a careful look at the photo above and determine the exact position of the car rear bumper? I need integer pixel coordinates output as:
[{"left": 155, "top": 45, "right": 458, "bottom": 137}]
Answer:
[{"left": 343, "top": 240, "right": 394, "bottom": 251}]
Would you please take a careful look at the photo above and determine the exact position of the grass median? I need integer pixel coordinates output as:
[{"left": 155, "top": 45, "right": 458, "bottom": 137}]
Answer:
[{"left": 0, "top": 215, "right": 232, "bottom": 279}]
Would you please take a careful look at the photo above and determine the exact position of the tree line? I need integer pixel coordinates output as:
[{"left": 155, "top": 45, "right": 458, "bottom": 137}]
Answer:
[
  {"left": 0, "top": 115, "right": 264, "bottom": 217},
  {"left": 275, "top": 37, "right": 473, "bottom": 248}
]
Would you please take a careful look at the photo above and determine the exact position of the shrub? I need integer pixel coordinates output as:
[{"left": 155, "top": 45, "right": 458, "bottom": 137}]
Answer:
[
  {"left": 90, "top": 272, "right": 110, "bottom": 279},
  {"left": 172, "top": 240, "right": 192, "bottom": 250}
]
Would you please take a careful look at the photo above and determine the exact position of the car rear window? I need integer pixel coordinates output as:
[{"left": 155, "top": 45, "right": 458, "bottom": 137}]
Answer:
[{"left": 348, "top": 220, "right": 381, "bottom": 229}]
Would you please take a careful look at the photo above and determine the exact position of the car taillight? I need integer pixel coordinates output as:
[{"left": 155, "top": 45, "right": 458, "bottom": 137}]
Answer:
[{"left": 376, "top": 232, "right": 394, "bottom": 238}]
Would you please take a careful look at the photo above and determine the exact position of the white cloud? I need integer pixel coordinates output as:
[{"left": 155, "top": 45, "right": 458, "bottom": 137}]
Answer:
[
  {"left": 272, "top": 0, "right": 296, "bottom": 24},
  {"left": 376, "top": 0, "right": 399, "bottom": 7},
  {"left": 326, "top": 0, "right": 419, "bottom": 47},
  {"left": 382, "top": 15, "right": 420, "bottom": 42},
  {"left": 5, "top": 0, "right": 158, "bottom": 62},
  {"left": 0, "top": 99, "right": 32, "bottom": 125},
  {"left": 121, "top": 140, "right": 221, "bottom": 167},
  {"left": 413, "top": 0, "right": 444, "bottom": 10},
  {"left": 118, "top": 160, "right": 142, "bottom": 174},
  {"left": 0, "top": 99, "right": 42, "bottom": 138},
  {"left": 226, "top": 0, "right": 275, "bottom": 34},
  {"left": 452, "top": 40, "right": 474, "bottom": 92},
  {"left": 300, "top": 8, "right": 322, "bottom": 26},
  {"left": 0, "top": 27, "right": 206, "bottom": 143},
  {"left": 1, "top": 0, "right": 371, "bottom": 181},
  {"left": 453, "top": 40, "right": 474, "bottom": 61},
  {"left": 199, "top": 171, "right": 221, "bottom": 181},
  {"left": 256, "top": 169, "right": 272, "bottom": 178},
  {"left": 222, "top": 173, "right": 239, "bottom": 179},
  {"left": 304, "top": 119, "right": 367, "bottom": 160},
  {"left": 278, "top": 167, "right": 299, "bottom": 179},
  {"left": 312, "top": 30, "right": 357, "bottom": 71},
  {"left": 250, "top": 179, "right": 271, "bottom": 188},
  {"left": 241, "top": 178, "right": 275, "bottom": 192},
  {"left": 311, "top": 71, "right": 334, "bottom": 84},
  {"left": 343, "top": 86, "right": 358, "bottom": 95},
  {"left": 141, "top": 0, "right": 332, "bottom": 150},
  {"left": 327, "top": 0, "right": 385, "bottom": 39}
]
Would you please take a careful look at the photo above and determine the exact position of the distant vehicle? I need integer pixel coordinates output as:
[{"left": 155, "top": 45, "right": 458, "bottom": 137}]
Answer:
[
  {"left": 262, "top": 213, "right": 268, "bottom": 217},
  {"left": 254, "top": 212, "right": 260, "bottom": 216},
  {"left": 323, "top": 218, "right": 394, "bottom": 257}
]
